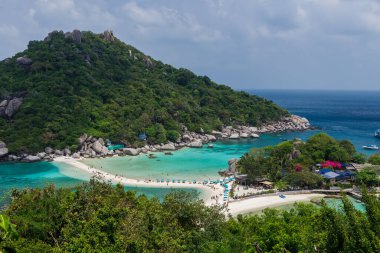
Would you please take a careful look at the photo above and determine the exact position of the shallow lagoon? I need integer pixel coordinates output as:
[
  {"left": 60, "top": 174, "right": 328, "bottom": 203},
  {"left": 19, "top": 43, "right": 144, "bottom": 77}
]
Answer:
[{"left": 81, "top": 131, "right": 321, "bottom": 181}]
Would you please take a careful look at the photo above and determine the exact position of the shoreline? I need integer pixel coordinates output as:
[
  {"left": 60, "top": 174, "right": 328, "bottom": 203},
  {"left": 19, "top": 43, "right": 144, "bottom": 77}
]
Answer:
[
  {"left": 227, "top": 193, "right": 325, "bottom": 216},
  {"left": 2, "top": 114, "right": 310, "bottom": 162},
  {"left": 54, "top": 157, "right": 325, "bottom": 214},
  {"left": 54, "top": 156, "right": 224, "bottom": 206}
]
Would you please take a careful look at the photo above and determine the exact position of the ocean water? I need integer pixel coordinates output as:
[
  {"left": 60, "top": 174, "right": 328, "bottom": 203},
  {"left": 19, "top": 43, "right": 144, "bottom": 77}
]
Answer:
[
  {"left": 252, "top": 90, "right": 380, "bottom": 156},
  {"left": 1, "top": 90, "right": 379, "bottom": 200}
]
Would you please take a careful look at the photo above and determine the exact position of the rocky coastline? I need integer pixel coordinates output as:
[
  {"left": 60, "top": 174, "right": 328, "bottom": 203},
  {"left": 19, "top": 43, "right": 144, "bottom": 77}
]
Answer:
[{"left": 0, "top": 115, "right": 310, "bottom": 162}]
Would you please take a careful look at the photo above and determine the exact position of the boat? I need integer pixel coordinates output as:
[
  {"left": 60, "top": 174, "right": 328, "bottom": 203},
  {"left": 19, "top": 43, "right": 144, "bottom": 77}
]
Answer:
[
  {"left": 362, "top": 145, "right": 379, "bottom": 150},
  {"left": 375, "top": 129, "right": 380, "bottom": 138}
]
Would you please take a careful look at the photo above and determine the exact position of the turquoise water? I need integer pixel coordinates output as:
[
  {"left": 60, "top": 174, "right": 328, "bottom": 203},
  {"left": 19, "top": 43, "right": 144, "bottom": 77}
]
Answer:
[
  {"left": 0, "top": 161, "right": 86, "bottom": 204},
  {"left": 250, "top": 196, "right": 366, "bottom": 215},
  {"left": 82, "top": 132, "right": 320, "bottom": 181},
  {"left": 323, "top": 196, "right": 366, "bottom": 212},
  {"left": 1, "top": 90, "right": 379, "bottom": 200},
  {"left": 0, "top": 161, "right": 202, "bottom": 203}
]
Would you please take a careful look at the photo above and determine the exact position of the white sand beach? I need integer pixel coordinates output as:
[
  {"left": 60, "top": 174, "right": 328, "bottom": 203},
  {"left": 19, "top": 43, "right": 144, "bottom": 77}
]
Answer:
[
  {"left": 54, "top": 156, "right": 224, "bottom": 205},
  {"left": 227, "top": 193, "right": 325, "bottom": 216},
  {"left": 54, "top": 157, "right": 324, "bottom": 213}
]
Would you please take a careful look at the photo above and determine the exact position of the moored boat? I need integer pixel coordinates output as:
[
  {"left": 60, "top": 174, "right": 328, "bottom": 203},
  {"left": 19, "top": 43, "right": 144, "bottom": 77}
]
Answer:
[
  {"left": 375, "top": 129, "right": 380, "bottom": 138},
  {"left": 362, "top": 145, "right": 379, "bottom": 150}
]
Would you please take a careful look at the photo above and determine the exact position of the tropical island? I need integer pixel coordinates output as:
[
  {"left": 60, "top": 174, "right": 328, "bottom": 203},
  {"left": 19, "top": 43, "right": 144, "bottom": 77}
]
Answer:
[
  {"left": 0, "top": 29, "right": 306, "bottom": 160},
  {"left": 1, "top": 30, "right": 380, "bottom": 252}
]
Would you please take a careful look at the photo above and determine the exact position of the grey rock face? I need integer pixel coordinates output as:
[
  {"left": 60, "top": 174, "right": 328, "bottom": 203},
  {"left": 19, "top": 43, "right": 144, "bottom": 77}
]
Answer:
[
  {"left": 37, "top": 152, "right": 46, "bottom": 159},
  {"left": 103, "top": 30, "right": 115, "bottom": 41},
  {"left": 55, "top": 149, "right": 63, "bottom": 156},
  {"left": 23, "top": 155, "right": 41, "bottom": 162},
  {"left": 72, "top": 29, "right": 81, "bottom": 43},
  {"left": 188, "top": 140, "right": 202, "bottom": 148},
  {"left": 0, "top": 141, "right": 8, "bottom": 157},
  {"left": 65, "top": 30, "right": 82, "bottom": 43},
  {"left": 228, "top": 158, "right": 238, "bottom": 173},
  {"left": 79, "top": 134, "right": 87, "bottom": 146},
  {"left": 45, "top": 147, "right": 54, "bottom": 154},
  {"left": 4, "top": 97, "right": 23, "bottom": 117},
  {"left": 160, "top": 143, "right": 176, "bottom": 151},
  {"left": 16, "top": 56, "right": 32, "bottom": 66},
  {"left": 72, "top": 152, "right": 80, "bottom": 159},
  {"left": 143, "top": 56, "right": 154, "bottom": 68},
  {"left": 123, "top": 148, "right": 139, "bottom": 156},
  {"left": 64, "top": 147, "right": 71, "bottom": 156},
  {"left": 92, "top": 140, "right": 103, "bottom": 153}
]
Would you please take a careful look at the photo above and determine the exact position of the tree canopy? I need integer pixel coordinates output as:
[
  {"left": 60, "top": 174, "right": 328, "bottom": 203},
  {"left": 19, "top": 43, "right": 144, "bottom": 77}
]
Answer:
[
  {"left": 238, "top": 133, "right": 362, "bottom": 189},
  {"left": 1, "top": 180, "right": 380, "bottom": 252},
  {"left": 0, "top": 30, "right": 288, "bottom": 153}
]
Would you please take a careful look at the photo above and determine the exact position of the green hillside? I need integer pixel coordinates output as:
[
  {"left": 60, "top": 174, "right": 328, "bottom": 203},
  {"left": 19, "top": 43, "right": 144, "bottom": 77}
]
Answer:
[{"left": 0, "top": 30, "right": 288, "bottom": 153}]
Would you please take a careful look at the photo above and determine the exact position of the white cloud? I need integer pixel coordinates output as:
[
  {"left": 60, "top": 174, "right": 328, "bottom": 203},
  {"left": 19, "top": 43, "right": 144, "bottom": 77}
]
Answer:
[
  {"left": 122, "top": 1, "right": 221, "bottom": 43},
  {"left": 0, "top": 25, "right": 19, "bottom": 37},
  {"left": 36, "top": 0, "right": 75, "bottom": 13},
  {"left": 2, "top": 0, "right": 380, "bottom": 89}
]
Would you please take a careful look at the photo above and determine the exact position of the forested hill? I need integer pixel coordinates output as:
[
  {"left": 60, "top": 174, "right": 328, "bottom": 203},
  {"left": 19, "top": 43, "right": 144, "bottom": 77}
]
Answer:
[{"left": 0, "top": 30, "right": 288, "bottom": 153}]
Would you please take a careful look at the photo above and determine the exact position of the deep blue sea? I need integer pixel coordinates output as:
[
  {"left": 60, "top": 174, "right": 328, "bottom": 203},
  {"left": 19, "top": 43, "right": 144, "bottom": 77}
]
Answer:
[{"left": 252, "top": 90, "right": 380, "bottom": 156}]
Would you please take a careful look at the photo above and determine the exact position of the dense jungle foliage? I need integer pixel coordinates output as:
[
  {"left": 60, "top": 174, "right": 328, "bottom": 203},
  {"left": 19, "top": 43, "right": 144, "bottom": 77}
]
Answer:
[
  {"left": 0, "top": 31, "right": 288, "bottom": 153},
  {"left": 238, "top": 133, "right": 379, "bottom": 188},
  {"left": 0, "top": 179, "right": 379, "bottom": 252}
]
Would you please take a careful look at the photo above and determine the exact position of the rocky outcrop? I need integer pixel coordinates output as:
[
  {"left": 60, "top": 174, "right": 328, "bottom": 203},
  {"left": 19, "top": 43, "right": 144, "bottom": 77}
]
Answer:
[
  {"left": 229, "top": 133, "right": 239, "bottom": 139},
  {"left": 123, "top": 148, "right": 139, "bottom": 156},
  {"left": 0, "top": 114, "right": 310, "bottom": 162},
  {"left": 228, "top": 158, "right": 238, "bottom": 174},
  {"left": 160, "top": 143, "right": 176, "bottom": 151},
  {"left": 257, "top": 115, "right": 309, "bottom": 133},
  {"left": 143, "top": 56, "right": 154, "bottom": 69},
  {"left": 45, "top": 147, "right": 54, "bottom": 154},
  {"left": 103, "top": 30, "right": 115, "bottom": 42},
  {"left": 188, "top": 140, "right": 203, "bottom": 148},
  {"left": 16, "top": 56, "right": 32, "bottom": 66},
  {"left": 0, "top": 141, "right": 8, "bottom": 157},
  {"left": 23, "top": 155, "right": 41, "bottom": 162},
  {"left": 92, "top": 140, "right": 109, "bottom": 155},
  {"left": 64, "top": 147, "right": 71, "bottom": 156},
  {"left": 0, "top": 93, "right": 25, "bottom": 119},
  {"left": 65, "top": 29, "right": 82, "bottom": 43}
]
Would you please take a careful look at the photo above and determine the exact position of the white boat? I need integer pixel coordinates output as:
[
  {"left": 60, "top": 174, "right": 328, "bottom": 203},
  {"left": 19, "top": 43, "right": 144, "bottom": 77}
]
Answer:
[
  {"left": 375, "top": 129, "right": 380, "bottom": 138},
  {"left": 362, "top": 145, "right": 379, "bottom": 150}
]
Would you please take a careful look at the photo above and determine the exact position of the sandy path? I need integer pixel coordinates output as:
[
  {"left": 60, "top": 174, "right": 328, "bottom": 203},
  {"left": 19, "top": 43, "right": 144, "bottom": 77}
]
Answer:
[
  {"left": 227, "top": 193, "right": 324, "bottom": 216},
  {"left": 54, "top": 157, "right": 324, "bottom": 214},
  {"left": 54, "top": 156, "right": 223, "bottom": 205}
]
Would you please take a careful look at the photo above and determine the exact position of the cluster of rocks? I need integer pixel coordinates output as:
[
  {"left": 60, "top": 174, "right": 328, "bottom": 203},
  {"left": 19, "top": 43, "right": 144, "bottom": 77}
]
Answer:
[
  {"left": 0, "top": 92, "right": 26, "bottom": 119},
  {"left": 0, "top": 141, "right": 8, "bottom": 158},
  {"left": 64, "top": 29, "right": 82, "bottom": 43},
  {"left": 211, "top": 115, "right": 309, "bottom": 139},
  {"left": 257, "top": 115, "right": 310, "bottom": 133},
  {"left": 5, "top": 146, "right": 72, "bottom": 162},
  {"left": 16, "top": 56, "right": 32, "bottom": 67},
  {"left": 102, "top": 30, "right": 115, "bottom": 42},
  {"left": 0, "top": 114, "right": 310, "bottom": 162}
]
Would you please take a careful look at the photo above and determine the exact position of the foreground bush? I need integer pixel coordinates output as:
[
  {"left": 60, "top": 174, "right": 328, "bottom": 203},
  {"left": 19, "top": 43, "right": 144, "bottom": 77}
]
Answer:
[{"left": 1, "top": 180, "right": 379, "bottom": 252}]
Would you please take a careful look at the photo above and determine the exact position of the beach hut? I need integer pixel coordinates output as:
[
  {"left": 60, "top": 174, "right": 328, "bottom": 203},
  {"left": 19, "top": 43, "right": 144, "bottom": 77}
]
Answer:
[
  {"left": 259, "top": 181, "right": 274, "bottom": 189},
  {"left": 321, "top": 171, "right": 340, "bottom": 184},
  {"left": 235, "top": 174, "right": 249, "bottom": 185},
  {"left": 138, "top": 133, "right": 147, "bottom": 141}
]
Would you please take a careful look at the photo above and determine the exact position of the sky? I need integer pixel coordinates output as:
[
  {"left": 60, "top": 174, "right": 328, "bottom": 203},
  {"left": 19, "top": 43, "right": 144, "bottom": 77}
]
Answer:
[{"left": 1, "top": 0, "right": 380, "bottom": 90}]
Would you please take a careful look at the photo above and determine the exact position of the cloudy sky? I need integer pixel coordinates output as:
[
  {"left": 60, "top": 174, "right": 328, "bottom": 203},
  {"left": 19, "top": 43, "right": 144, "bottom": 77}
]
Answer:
[{"left": 1, "top": 0, "right": 380, "bottom": 90}]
